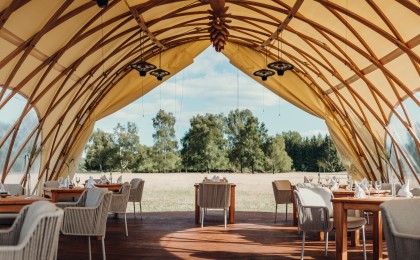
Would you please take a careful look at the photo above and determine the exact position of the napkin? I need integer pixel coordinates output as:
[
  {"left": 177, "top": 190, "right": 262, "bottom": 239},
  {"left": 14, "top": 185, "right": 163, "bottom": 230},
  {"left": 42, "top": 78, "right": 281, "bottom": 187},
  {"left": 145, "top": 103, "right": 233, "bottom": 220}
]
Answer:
[
  {"left": 85, "top": 176, "right": 95, "bottom": 188},
  {"left": 354, "top": 182, "right": 366, "bottom": 198},
  {"left": 360, "top": 178, "right": 368, "bottom": 190},
  {"left": 211, "top": 175, "right": 220, "bottom": 182},
  {"left": 304, "top": 176, "right": 310, "bottom": 183},
  {"left": 59, "top": 179, "right": 68, "bottom": 188},
  {"left": 330, "top": 180, "right": 339, "bottom": 191},
  {"left": 100, "top": 175, "right": 109, "bottom": 184},
  {"left": 117, "top": 175, "right": 122, "bottom": 184},
  {"left": 397, "top": 180, "right": 413, "bottom": 197},
  {"left": 331, "top": 176, "right": 338, "bottom": 183}
]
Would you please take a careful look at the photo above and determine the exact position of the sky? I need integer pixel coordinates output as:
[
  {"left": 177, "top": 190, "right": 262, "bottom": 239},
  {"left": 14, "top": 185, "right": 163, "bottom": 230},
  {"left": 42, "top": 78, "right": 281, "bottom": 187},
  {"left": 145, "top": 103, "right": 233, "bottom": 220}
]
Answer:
[{"left": 96, "top": 46, "right": 329, "bottom": 146}]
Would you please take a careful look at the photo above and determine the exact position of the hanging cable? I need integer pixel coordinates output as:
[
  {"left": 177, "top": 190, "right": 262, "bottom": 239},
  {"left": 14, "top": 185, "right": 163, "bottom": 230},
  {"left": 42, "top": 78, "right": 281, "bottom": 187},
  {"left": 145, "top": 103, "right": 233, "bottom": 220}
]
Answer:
[{"left": 141, "top": 77, "right": 144, "bottom": 117}]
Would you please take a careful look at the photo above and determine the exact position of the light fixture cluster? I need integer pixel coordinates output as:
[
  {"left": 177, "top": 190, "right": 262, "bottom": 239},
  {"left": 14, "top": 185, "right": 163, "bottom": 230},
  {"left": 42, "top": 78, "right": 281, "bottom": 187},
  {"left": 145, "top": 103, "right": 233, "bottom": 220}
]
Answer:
[
  {"left": 253, "top": 34, "right": 293, "bottom": 81},
  {"left": 130, "top": 31, "right": 170, "bottom": 81}
]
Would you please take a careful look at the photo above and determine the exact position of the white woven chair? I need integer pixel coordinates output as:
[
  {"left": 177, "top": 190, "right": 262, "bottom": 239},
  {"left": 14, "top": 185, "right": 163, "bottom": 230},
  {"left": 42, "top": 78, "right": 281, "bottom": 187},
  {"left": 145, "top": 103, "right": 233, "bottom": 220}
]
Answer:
[
  {"left": 294, "top": 188, "right": 367, "bottom": 260},
  {"left": 295, "top": 183, "right": 323, "bottom": 189},
  {"left": 109, "top": 182, "right": 131, "bottom": 236},
  {"left": 0, "top": 201, "right": 63, "bottom": 260},
  {"left": 272, "top": 180, "right": 293, "bottom": 222},
  {"left": 198, "top": 182, "right": 231, "bottom": 229},
  {"left": 128, "top": 178, "right": 145, "bottom": 219},
  {"left": 381, "top": 198, "right": 420, "bottom": 260},
  {"left": 57, "top": 188, "right": 112, "bottom": 260}
]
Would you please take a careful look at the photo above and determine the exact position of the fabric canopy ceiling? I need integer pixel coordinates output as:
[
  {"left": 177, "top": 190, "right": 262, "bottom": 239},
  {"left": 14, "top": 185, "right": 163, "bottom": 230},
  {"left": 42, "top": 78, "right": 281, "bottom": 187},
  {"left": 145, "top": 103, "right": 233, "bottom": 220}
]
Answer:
[{"left": 0, "top": 0, "right": 419, "bottom": 190}]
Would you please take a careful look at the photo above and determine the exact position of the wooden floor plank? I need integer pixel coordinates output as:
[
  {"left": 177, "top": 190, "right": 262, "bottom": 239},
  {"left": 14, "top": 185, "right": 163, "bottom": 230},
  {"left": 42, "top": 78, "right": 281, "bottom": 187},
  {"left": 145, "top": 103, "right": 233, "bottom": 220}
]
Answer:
[{"left": 57, "top": 211, "right": 387, "bottom": 259}]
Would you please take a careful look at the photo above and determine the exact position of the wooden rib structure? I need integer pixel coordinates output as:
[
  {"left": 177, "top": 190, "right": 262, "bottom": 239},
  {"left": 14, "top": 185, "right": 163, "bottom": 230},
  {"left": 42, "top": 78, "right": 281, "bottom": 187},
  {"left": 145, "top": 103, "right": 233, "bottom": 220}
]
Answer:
[{"left": 0, "top": 1, "right": 418, "bottom": 190}]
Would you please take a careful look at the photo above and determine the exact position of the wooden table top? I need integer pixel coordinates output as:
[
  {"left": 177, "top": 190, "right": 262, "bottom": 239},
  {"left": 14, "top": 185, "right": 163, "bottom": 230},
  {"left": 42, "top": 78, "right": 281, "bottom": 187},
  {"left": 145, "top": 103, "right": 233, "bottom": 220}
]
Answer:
[
  {"left": 331, "top": 195, "right": 408, "bottom": 204},
  {"left": 94, "top": 183, "right": 122, "bottom": 188},
  {"left": 332, "top": 189, "right": 389, "bottom": 196},
  {"left": 0, "top": 195, "right": 49, "bottom": 205},
  {"left": 43, "top": 187, "right": 87, "bottom": 193}
]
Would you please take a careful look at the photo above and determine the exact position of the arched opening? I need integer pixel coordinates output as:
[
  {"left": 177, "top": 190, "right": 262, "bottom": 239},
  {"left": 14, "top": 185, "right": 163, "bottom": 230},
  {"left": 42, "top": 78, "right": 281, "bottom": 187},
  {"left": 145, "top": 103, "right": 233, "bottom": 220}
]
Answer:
[{"left": 0, "top": 88, "right": 41, "bottom": 191}]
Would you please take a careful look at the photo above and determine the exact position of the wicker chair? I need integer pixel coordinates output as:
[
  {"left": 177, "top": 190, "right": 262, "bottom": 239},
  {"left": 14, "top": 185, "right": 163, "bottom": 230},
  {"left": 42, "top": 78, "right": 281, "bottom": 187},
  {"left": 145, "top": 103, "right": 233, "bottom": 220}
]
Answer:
[
  {"left": 128, "top": 178, "right": 145, "bottom": 219},
  {"left": 294, "top": 188, "right": 367, "bottom": 260},
  {"left": 57, "top": 188, "right": 112, "bottom": 260},
  {"left": 109, "top": 182, "right": 131, "bottom": 236},
  {"left": 381, "top": 198, "right": 420, "bottom": 260},
  {"left": 198, "top": 182, "right": 231, "bottom": 229},
  {"left": 410, "top": 188, "right": 420, "bottom": 196},
  {"left": 0, "top": 201, "right": 63, "bottom": 260},
  {"left": 3, "top": 184, "right": 25, "bottom": 196},
  {"left": 272, "top": 180, "right": 292, "bottom": 222}
]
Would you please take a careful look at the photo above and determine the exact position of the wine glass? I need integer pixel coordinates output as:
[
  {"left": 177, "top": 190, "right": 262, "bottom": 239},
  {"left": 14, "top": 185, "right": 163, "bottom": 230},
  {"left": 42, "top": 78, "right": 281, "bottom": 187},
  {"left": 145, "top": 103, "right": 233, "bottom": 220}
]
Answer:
[
  {"left": 325, "top": 176, "right": 330, "bottom": 185},
  {"left": 58, "top": 177, "right": 63, "bottom": 187},
  {"left": 366, "top": 181, "right": 372, "bottom": 198},
  {"left": 308, "top": 176, "right": 314, "bottom": 183},
  {"left": 374, "top": 181, "right": 382, "bottom": 195},
  {"left": 75, "top": 177, "right": 81, "bottom": 187}
]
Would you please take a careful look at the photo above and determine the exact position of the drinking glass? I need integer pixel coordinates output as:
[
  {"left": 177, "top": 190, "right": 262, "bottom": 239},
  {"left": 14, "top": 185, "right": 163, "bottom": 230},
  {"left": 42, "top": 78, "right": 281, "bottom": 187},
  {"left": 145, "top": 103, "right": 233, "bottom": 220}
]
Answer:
[
  {"left": 308, "top": 176, "right": 314, "bottom": 183},
  {"left": 76, "top": 177, "right": 81, "bottom": 187},
  {"left": 58, "top": 177, "right": 63, "bottom": 187},
  {"left": 375, "top": 181, "right": 382, "bottom": 195},
  {"left": 366, "top": 181, "right": 372, "bottom": 198},
  {"left": 325, "top": 176, "right": 330, "bottom": 185}
]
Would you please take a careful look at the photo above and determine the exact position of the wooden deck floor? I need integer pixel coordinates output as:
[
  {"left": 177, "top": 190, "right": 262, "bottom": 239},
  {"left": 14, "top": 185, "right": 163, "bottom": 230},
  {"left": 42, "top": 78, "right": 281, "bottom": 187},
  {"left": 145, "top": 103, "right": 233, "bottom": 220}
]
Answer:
[{"left": 57, "top": 211, "right": 387, "bottom": 259}]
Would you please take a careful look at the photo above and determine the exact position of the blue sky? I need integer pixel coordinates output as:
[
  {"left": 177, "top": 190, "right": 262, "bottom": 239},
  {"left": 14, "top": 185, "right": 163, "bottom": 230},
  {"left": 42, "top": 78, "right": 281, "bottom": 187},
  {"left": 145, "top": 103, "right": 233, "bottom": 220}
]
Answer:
[{"left": 97, "top": 46, "right": 329, "bottom": 146}]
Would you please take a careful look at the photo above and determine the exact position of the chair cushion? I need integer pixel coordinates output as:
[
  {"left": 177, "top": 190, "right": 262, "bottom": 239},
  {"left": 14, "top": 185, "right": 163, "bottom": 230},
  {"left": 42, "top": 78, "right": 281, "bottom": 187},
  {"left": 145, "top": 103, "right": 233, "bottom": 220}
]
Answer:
[
  {"left": 329, "top": 216, "right": 366, "bottom": 230},
  {"left": 18, "top": 201, "right": 57, "bottom": 244},
  {"left": 3, "top": 184, "right": 25, "bottom": 195},
  {"left": 130, "top": 178, "right": 141, "bottom": 189},
  {"left": 85, "top": 188, "right": 107, "bottom": 207},
  {"left": 43, "top": 181, "right": 60, "bottom": 188},
  {"left": 298, "top": 188, "right": 333, "bottom": 217}
]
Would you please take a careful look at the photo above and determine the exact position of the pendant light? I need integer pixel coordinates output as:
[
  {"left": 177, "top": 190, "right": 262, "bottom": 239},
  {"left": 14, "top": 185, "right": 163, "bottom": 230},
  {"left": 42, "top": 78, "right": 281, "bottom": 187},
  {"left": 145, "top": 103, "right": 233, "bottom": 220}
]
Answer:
[
  {"left": 253, "top": 47, "right": 274, "bottom": 81},
  {"left": 267, "top": 32, "right": 294, "bottom": 76},
  {"left": 130, "top": 30, "right": 156, "bottom": 77},
  {"left": 150, "top": 48, "right": 170, "bottom": 81}
]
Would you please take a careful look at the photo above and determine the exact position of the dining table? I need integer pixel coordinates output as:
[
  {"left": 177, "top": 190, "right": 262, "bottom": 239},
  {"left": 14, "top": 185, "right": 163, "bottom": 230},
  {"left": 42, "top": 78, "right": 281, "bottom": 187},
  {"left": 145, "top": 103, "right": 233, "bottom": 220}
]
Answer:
[
  {"left": 0, "top": 195, "right": 49, "bottom": 213},
  {"left": 331, "top": 196, "right": 410, "bottom": 260},
  {"left": 94, "top": 183, "right": 122, "bottom": 192},
  {"left": 194, "top": 183, "right": 236, "bottom": 224},
  {"left": 43, "top": 187, "right": 87, "bottom": 203}
]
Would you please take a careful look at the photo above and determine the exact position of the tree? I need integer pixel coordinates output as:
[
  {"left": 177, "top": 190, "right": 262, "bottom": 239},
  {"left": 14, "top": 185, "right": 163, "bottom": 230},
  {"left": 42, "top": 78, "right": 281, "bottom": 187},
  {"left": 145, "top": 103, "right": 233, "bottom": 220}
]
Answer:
[
  {"left": 181, "top": 113, "right": 228, "bottom": 172},
  {"left": 282, "top": 131, "right": 303, "bottom": 171},
  {"left": 85, "top": 129, "right": 116, "bottom": 171},
  {"left": 226, "top": 109, "right": 265, "bottom": 173},
  {"left": 264, "top": 134, "right": 293, "bottom": 173},
  {"left": 152, "top": 109, "right": 179, "bottom": 172},
  {"left": 113, "top": 122, "right": 140, "bottom": 172}
]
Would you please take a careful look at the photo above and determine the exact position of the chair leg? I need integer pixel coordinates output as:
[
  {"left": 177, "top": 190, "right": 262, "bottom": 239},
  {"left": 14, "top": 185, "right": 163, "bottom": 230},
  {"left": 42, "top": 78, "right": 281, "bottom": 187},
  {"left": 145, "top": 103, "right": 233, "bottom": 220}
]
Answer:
[
  {"left": 124, "top": 213, "right": 128, "bottom": 236},
  {"left": 362, "top": 226, "right": 367, "bottom": 260},
  {"left": 325, "top": 232, "right": 329, "bottom": 256},
  {"left": 275, "top": 204, "right": 278, "bottom": 223},
  {"left": 301, "top": 231, "right": 306, "bottom": 260},
  {"left": 88, "top": 236, "right": 92, "bottom": 260},
  {"left": 101, "top": 236, "right": 106, "bottom": 260},
  {"left": 133, "top": 202, "right": 136, "bottom": 218},
  {"left": 140, "top": 202, "right": 142, "bottom": 220},
  {"left": 201, "top": 208, "right": 205, "bottom": 228},
  {"left": 224, "top": 209, "right": 227, "bottom": 229},
  {"left": 285, "top": 203, "right": 288, "bottom": 221}
]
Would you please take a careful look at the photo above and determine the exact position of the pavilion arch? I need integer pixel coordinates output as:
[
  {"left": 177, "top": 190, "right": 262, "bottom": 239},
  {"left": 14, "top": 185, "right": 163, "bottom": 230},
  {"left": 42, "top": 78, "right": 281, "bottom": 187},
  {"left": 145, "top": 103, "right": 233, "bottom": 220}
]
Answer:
[{"left": 0, "top": 0, "right": 418, "bottom": 192}]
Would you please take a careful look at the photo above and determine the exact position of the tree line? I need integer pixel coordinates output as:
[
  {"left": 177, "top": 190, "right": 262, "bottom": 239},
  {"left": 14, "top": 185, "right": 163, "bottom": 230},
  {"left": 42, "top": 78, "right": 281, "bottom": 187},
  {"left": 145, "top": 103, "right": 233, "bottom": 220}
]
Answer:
[{"left": 83, "top": 109, "right": 344, "bottom": 173}]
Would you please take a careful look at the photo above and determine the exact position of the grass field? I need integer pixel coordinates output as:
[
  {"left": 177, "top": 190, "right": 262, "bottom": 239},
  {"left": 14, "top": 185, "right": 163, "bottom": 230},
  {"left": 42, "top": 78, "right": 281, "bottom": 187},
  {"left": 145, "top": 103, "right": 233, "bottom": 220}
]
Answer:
[{"left": 74, "top": 172, "right": 347, "bottom": 213}]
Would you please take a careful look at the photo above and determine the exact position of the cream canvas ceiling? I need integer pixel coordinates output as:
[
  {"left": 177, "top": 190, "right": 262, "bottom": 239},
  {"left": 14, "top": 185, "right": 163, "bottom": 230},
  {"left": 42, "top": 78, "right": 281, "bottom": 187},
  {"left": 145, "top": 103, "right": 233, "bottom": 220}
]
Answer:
[{"left": 0, "top": 0, "right": 419, "bottom": 189}]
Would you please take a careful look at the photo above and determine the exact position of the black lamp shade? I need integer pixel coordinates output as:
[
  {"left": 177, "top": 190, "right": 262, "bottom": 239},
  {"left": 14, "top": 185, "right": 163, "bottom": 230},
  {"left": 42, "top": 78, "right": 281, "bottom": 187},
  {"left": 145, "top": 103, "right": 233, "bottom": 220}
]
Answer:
[
  {"left": 150, "top": 69, "right": 170, "bottom": 81},
  {"left": 253, "top": 69, "right": 274, "bottom": 81},
  {"left": 96, "top": 0, "right": 108, "bottom": 8},
  {"left": 267, "top": 61, "right": 294, "bottom": 76},
  {"left": 130, "top": 61, "right": 157, "bottom": 77}
]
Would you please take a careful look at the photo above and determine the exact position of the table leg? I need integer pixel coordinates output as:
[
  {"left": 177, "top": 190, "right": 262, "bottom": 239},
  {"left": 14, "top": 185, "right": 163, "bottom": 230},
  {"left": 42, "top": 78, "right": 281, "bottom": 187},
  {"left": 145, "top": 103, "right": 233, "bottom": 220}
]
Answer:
[
  {"left": 292, "top": 190, "right": 298, "bottom": 226},
  {"left": 51, "top": 192, "right": 58, "bottom": 203},
  {"left": 229, "top": 186, "right": 235, "bottom": 224},
  {"left": 373, "top": 211, "right": 383, "bottom": 260},
  {"left": 195, "top": 185, "right": 199, "bottom": 224},
  {"left": 334, "top": 202, "right": 348, "bottom": 260}
]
